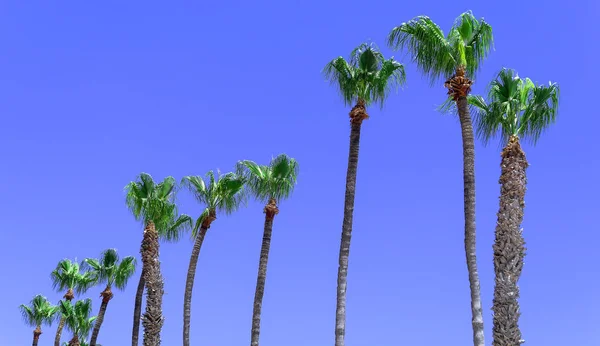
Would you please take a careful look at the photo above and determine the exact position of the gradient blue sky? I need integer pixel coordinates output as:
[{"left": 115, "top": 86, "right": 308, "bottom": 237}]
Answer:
[{"left": 2, "top": 1, "right": 597, "bottom": 345}]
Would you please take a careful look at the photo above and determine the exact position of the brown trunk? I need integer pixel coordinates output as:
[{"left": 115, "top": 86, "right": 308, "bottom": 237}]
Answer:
[
  {"left": 141, "top": 220, "right": 164, "bottom": 346},
  {"left": 68, "top": 334, "right": 80, "bottom": 346},
  {"left": 250, "top": 199, "right": 279, "bottom": 346},
  {"left": 335, "top": 99, "right": 367, "bottom": 346},
  {"left": 132, "top": 271, "right": 145, "bottom": 346},
  {"left": 492, "top": 136, "right": 528, "bottom": 346},
  {"left": 89, "top": 285, "right": 113, "bottom": 346},
  {"left": 55, "top": 288, "right": 75, "bottom": 346},
  {"left": 32, "top": 325, "right": 42, "bottom": 346},
  {"left": 183, "top": 212, "right": 214, "bottom": 346},
  {"left": 456, "top": 94, "right": 486, "bottom": 346}
]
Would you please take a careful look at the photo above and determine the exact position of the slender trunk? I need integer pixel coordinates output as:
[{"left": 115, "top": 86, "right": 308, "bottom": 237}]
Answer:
[
  {"left": 68, "top": 334, "right": 80, "bottom": 346},
  {"left": 250, "top": 199, "right": 279, "bottom": 346},
  {"left": 141, "top": 220, "right": 164, "bottom": 346},
  {"left": 335, "top": 100, "right": 367, "bottom": 346},
  {"left": 55, "top": 288, "right": 75, "bottom": 346},
  {"left": 492, "top": 136, "right": 528, "bottom": 346},
  {"left": 32, "top": 325, "right": 42, "bottom": 346},
  {"left": 132, "top": 271, "right": 145, "bottom": 346},
  {"left": 456, "top": 95, "right": 485, "bottom": 346},
  {"left": 89, "top": 285, "right": 113, "bottom": 346},
  {"left": 183, "top": 225, "right": 210, "bottom": 346}
]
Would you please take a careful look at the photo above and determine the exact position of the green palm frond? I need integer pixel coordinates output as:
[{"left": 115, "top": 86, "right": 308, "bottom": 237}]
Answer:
[
  {"left": 50, "top": 259, "right": 97, "bottom": 295},
  {"left": 323, "top": 42, "right": 406, "bottom": 108},
  {"left": 84, "top": 248, "right": 137, "bottom": 291},
  {"left": 59, "top": 298, "right": 96, "bottom": 339},
  {"left": 388, "top": 11, "right": 493, "bottom": 84},
  {"left": 237, "top": 154, "right": 299, "bottom": 204},
  {"left": 19, "top": 295, "right": 59, "bottom": 328}
]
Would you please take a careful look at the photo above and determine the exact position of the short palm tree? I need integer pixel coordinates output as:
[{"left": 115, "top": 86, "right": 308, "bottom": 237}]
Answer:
[
  {"left": 84, "top": 248, "right": 137, "bottom": 346},
  {"left": 51, "top": 259, "right": 96, "bottom": 346},
  {"left": 125, "top": 173, "right": 193, "bottom": 346},
  {"left": 323, "top": 42, "right": 405, "bottom": 346},
  {"left": 388, "top": 12, "right": 493, "bottom": 346},
  {"left": 59, "top": 298, "right": 97, "bottom": 346},
  {"left": 19, "top": 294, "right": 60, "bottom": 346},
  {"left": 468, "top": 68, "right": 559, "bottom": 346},
  {"left": 237, "top": 154, "right": 299, "bottom": 346},
  {"left": 180, "top": 170, "right": 245, "bottom": 346}
]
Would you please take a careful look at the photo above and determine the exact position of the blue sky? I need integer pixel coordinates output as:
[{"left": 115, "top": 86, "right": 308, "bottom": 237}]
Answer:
[{"left": 1, "top": 1, "right": 597, "bottom": 345}]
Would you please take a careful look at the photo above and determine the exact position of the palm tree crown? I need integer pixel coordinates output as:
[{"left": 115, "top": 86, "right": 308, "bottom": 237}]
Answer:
[
  {"left": 469, "top": 68, "right": 560, "bottom": 145},
  {"left": 20, "top": 295, "right": 59, "bottom": 328},
  {"left": 237, "top": 154, "right": 299, "bottom": 204},
  {"left": 84, "top": 249, "right": 137, "bottom": 290},
  {"left": 50, "top": 259, "right": 96, "bottom": 298},
  {"left": 388, "top": 11, "right": 493, "bottom": 84},
  {"left": 59, "top": 299, "right": 97, "bottom": 340},
  {"left": 323, "top": 42, "right": 406, "bottom": 108}
]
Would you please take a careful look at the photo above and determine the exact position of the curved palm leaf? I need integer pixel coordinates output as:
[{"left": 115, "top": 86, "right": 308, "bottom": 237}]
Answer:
[{"left": 237, "top": 154, "right": 299, "bottom": 203}]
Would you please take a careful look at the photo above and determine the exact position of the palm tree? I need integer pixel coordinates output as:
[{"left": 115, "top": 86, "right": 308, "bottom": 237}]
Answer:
[
  {"left": 467, "top": 68, "right": 559, "bottom": 346},
  {"left": 59, "top": 298, "right": 97, "bottom": 346},
  {"left": 388, "top": 12, "right": 493, "bottom": 346},
  {"left": 180, "top": 170, "right": 245, "bottom": 346},
  {"left": 323, "top": 42, "right": 405, "bottom": 346},
  {"left": 51, "top": 259, "right": 96, "bottom": 346},
  {"left": 237, "top": 154, "right": 299, "bottom": 346},
  {"left": 19, "top": 294, "right": 60, "bottom": 346},
  {"left": 125, "top": 173, "right": 193, "bottom": 346},
  {"left": 84, "top": 248, "right": 137, "bottom": 346}
]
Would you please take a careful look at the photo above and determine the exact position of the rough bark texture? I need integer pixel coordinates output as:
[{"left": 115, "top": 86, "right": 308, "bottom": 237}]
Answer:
[
  {"left": 55, "top": 288, "right": 75, "bottom": 346},
  {"left": 250, "top": 199, "right": 279, "bottom": 346},
  {"left": 141, "top": 220, "right": 164, "bottom": 346},
  {"left": 68, "top": 334, "right": 80, "bottom": 346},
  {"left": 492, "top": 136, "right": 528, "bottom": 346},
  {"left": 89, "top": 285, "right": 113, "bottom": 346},
  {"left": 33, "top": 326, "right": 42, "bottom": 346},
  {"left": 335, "top": 99, "right": 367, "bottom": 346},
  {"left": 183, "top": 211, "right": 214, "bottom": 346},
  {"left": 132, "top": 271, "right": 145, "bottom": 346}
]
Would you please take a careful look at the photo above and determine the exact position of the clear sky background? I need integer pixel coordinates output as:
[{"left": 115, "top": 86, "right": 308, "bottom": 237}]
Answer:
[{"left": 1, "top": 1, "right": 598, "bottom": 345}]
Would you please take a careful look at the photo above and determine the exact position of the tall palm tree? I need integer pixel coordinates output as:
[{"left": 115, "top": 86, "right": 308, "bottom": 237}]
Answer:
[
  {"left": 125, "top": 173, "right": 193, "bottom": 346},
  {"left": 180, "top": 170, "right": 246, "bottom": 346},
  {"left": 467, "top": 68, "right": 559, "bottom": 346},
  {"left": 59, "top": 298, "right": 97, "bottom": 346},
  {"left": 388, "top": 12, "right": 493, "bottom": 346},
  {"left": 323, "top": 42, "right": 405, "bottom": 346},
  {"left": 237, "top": 154, "right": 299, "bottom": 346},
  {"left": 51, "top": 259, "right": 96, "bottom": 346},
  {"left": 19, "top": 294, "right": 60, "bottom": 346},
  {"left": 84, "top": 248, "right": 137, "bottom": 346}
]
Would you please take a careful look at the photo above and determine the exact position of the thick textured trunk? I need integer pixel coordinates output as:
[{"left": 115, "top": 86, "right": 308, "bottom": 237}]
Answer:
[
  {"left": 335, "top": 100, "right": 367, "bottom": 346},
  {"left": 55, "top": 288, "right": 75, "bottom": 346},
  {"left": 456, "top": 95, "right": 485, "bottom": 346},
  {"left": 250, "top": 199, "right": 279, "bottom": 346},
  {"left": 89, "top": 285, "right": 113, "bottom": 346},
  {"left": 132, "top": 271, "right": 145, "bottom": 346},
  {"left": 32, "top": 326, "right": 42, "bottom": 346},
  {"left": 141, "top": 220, "right": 164, "bottom": 346},
  {"left": 183, "top": 225, "right": 210, "bottom": 346},
  {"left": 68, "top": 334, "right": 80, "bottom": 346},
  {"left": 492, "top": 136, "right": 528, "bottom": 346}
]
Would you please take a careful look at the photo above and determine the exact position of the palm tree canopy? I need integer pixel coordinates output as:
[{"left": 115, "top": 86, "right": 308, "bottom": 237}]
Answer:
[
  {"left": 182, "top": 170, "right": 245, "bottom": 236},
  {"left": 50, "top": 259, "right": 96, "bottom": 294},
  {"left": 84, "top": 248, "right": 137, "bottom": 290},
  {"left": 59, "top": 299, "right": 97, "bottom": 339},
  {"left": 237, "top": 154, "right": 299, "bottom": 203},
  {"left": 388, "top": 11, "right": 493, "bottom": 84},
  {"left": 125, "top": 173, "right": 193, "bottom": 242},
  {"left": 468, "top": 68, "right": 560, "bottom": 145},
  {"left": 323, "top": 42, "right": 406, "bottom": 108},
  {"left": 19, "top": 295, "right": 59, "bottom": 327}
]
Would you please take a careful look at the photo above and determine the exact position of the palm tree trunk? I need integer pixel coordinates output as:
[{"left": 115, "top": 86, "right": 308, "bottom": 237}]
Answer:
[
  {"left": 89, "top": 285, "right": 113, "bottom": 346},
  {"left": 335, "top": 100, "right": 367, "bottom": 346},
  {"left": 141, "top": 220, "right": 164, "bottom": 346},
  {"left": 456, "top": 95, "right": 485, "bottom": 346},
  {"left": 32, "top": 326, "right": 42, "bottom": 346},
  {"left": 492, "top": 136, "right": 528, "bottom": 346},
  {"left": 54, "top": 317, "right": 66, "bottom": 346},
  {"left": 132, "top": 271, "right": 145, "bottom": 346},
  {"left": 183, "top": 225, "right": 209, "bottom": 346},
  {"left": 68, "top": 334, "right": 80, "bottom": 346},
  {"left": 250, "top": 199, "right": 279, "bottom": 346}
]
